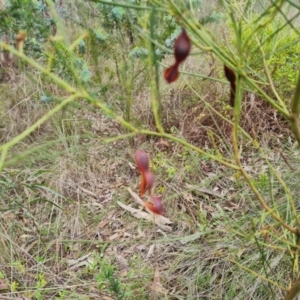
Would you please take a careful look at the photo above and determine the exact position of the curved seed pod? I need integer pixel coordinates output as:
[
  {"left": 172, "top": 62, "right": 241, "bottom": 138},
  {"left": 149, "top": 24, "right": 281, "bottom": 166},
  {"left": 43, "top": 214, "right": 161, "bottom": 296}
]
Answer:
[
  {"left": 164, "top": 29, "right": 191, "bottom": 84},
  {"left": 174, "top": 29, "right": 191, "bottom": 64},
  {"left": 134, "top": 150, "right": 165, "bottom": 215},
  {"left": 140, "top": 171, "right": 154, "bottom": 196},
  {"left": 134, "top": 150, "right": 154, "bottom": 196},
  {"left": 144, "top": 195, "right": 164, "bottom": 215},
  {"left": 224, "top": 65, "right": 236, "bottom": 107},
  {"left": 135, "top": 150, "right": 149, "bottom": 172}
]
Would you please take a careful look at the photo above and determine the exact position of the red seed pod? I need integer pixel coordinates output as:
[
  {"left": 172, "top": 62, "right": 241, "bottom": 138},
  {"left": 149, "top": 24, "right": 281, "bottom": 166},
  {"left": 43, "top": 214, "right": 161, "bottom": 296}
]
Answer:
[
  {"left": 142, "top": 171, "right": 154, "bottom": 196},
  {"left": 135, "top": 150, "right": 149, "bottom": 172},
  {"left": 224, "top": 65, "right": 236, "bottom": 107},
  {"left": 174, "top": 29, "right": 191, "bottom": 64},
  {"left": 134, "top": 150, "right": 154, "bottom": 196},
  {"left": 164, "top": 29, "right": 191, "bottom": 84},
  {"left": 164, "top": 64, "right": 179, "bottom": 83},
  {"left": 135, "top": 150, "right": 165, "bottom": 215}
]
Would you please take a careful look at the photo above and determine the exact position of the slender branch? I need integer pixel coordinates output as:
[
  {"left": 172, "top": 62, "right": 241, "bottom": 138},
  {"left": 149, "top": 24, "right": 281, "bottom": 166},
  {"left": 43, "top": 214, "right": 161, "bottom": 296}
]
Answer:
[
  {"left": 261, "top": 45, "right": 286, "bottom": 109},
  {"left": 232, "top": 75, "right": 297, "bottom": 235},
  {"left": 0, "top": 147, "right": 8, "bottom": 173},
  {"left": 148, "top": 8, "right": 164, "bottom": 133},
  {"left": 229, "top": 258, "right": 288, "bottom": 291},
  {"left": 139, "top": 130, "right": 240, "bottom": 170},
  {"left": 0, "top": 94, "right": 79, "bottom": 152},
  {"left": 0, "top": 93, "right": 79, "bottom": 172},
  {"left": 89, "top": 0, "right": 167, "bottom": 11},
  {"left": 244, "top": 76, "right": 290, "bottom": 119},
  {"left": 263, "top": 155, "right": 299, "bottom": 224},
  {"left": 290, "top": 69, "right": 300, "bottom": 148},
  {"left": 237, "top": 162, "right": 297, "bottom": 234},
  {"left": 0, "top": 42, "right": 77, "bottom": 94}
]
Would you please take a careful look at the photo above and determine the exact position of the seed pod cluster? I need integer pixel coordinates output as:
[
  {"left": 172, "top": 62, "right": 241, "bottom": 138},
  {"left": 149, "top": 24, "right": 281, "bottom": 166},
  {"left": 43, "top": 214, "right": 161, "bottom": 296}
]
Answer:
[{"left": 134, "top": 150, "right": 164, "bottom": 215}]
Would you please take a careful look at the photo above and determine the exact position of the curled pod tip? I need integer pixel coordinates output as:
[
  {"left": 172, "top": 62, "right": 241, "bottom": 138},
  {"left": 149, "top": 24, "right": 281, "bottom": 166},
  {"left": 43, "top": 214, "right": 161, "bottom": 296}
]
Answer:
[
  {"left": 144, "top": 195, "right": 164, "bottom": 215},
  {"left": 164, "top": 64, "right": 179, "bottom": 83}
]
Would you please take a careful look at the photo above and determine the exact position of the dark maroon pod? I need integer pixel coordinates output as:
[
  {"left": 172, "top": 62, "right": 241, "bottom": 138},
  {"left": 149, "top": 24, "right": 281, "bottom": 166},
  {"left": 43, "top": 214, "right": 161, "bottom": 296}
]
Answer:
[
  {"left": 174, "top": 29, "right": 191, "bottom": 64},
  {"left": 164, "top": 29, "right": 191, "bottom": 84},
  {"left": 164, "top": 63, "right": 179, "bottom": 83},
  {"left": 224, "top": 65, "right": 236, "bottom": 107}
]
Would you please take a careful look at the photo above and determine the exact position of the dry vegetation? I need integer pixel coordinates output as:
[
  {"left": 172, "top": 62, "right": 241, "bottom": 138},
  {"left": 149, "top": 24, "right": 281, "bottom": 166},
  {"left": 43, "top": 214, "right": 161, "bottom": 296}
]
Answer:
[{"left": 1, "top": 0, "right": 300, "bottom": 299}]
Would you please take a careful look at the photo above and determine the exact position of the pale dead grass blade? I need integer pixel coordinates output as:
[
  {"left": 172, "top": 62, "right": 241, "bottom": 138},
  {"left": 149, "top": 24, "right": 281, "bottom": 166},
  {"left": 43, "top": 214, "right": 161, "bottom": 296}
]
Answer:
[
  {"left": 185, "top": 183, "right": 223, "bottom": 198},
  {"left": 0, "top": 278, "right": 8, "bottom": 290},
  {"left": 114, "top": 247, "right": 129, "bottom": 277},
  {"left": 150, "top": 265, "right": 169, "bottom": 296},
  {"left": 127, "top": 187, "right": 172, "bottom": 224},
  {"left": 179, "top": 232, "right": 202, "bottom": 245},
  {"left": 0, "top": 296, "right": 30, "bottom": 300},
  {"left": 117, "top": 201, "right": 172, "bottom": 232},
  {"left": 147, "top": 244, "right": 155, "bottom": 258},
  {"left": 79, "top": 186, "right": 98, "bottom": 198},
  {"left": 67, "top": 253, "right": 93, "bottom": 269}
]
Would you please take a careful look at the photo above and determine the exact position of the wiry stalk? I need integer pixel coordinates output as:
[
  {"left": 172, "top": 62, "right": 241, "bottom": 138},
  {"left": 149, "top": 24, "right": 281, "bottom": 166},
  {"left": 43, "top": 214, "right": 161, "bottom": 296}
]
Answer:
[{"left": 290, "top": 69, "right": 300, "bottom": 148}]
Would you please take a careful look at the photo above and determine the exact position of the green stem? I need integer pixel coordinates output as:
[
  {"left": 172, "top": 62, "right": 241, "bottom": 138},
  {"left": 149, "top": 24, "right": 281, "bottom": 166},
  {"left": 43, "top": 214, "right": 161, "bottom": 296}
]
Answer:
[
  {"left": 0, "top": 94, "right": 79, "bottom": 171},
  {"left": 230, "top": 258, "right": 288, "bottom": 291},
  {"left": 139, "top": 130, "right": 239, "bottom": 170},
  {"left": 245, "top": 76, "right": 290, "bottom": 119},
  {"left": 290, "top": 69, "right": 300, "bottom": 147},
  {"left": 90, "top": 0, "right": 166, "bottom": 11},
  {"left": 232, "top": 74, "right": 296, "bottom": 235},
  {"left": 0, "top": 147, "right": 8, "bottom": 173},
  {"left": 148, "top": 7, "right": 164, "bottom": 133},
  {"left": 0, "top": 42, "right": 77, "bottom": 94}
]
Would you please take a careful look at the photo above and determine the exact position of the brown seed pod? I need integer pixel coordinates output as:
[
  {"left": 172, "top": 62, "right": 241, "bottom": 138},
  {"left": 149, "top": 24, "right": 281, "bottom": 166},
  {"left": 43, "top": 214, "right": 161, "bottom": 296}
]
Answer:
[
  {"left": 174, "top": 29, "right": 191, "bottom": 64},
  {"left": 164, "top": 29, "right": 191, "bottom": 84},
  {"left": 134, "top": 150, "right": 154, "bottom": 196},
  {"left": 224, "top": 65, "right": 236, "bottom": 107}
]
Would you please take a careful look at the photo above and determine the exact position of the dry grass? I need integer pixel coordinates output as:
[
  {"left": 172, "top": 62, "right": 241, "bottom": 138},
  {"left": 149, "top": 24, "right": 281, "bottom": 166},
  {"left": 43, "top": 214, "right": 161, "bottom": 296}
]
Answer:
[{"left": 1, "top": 71, "right": 297, "bottom": 299}]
